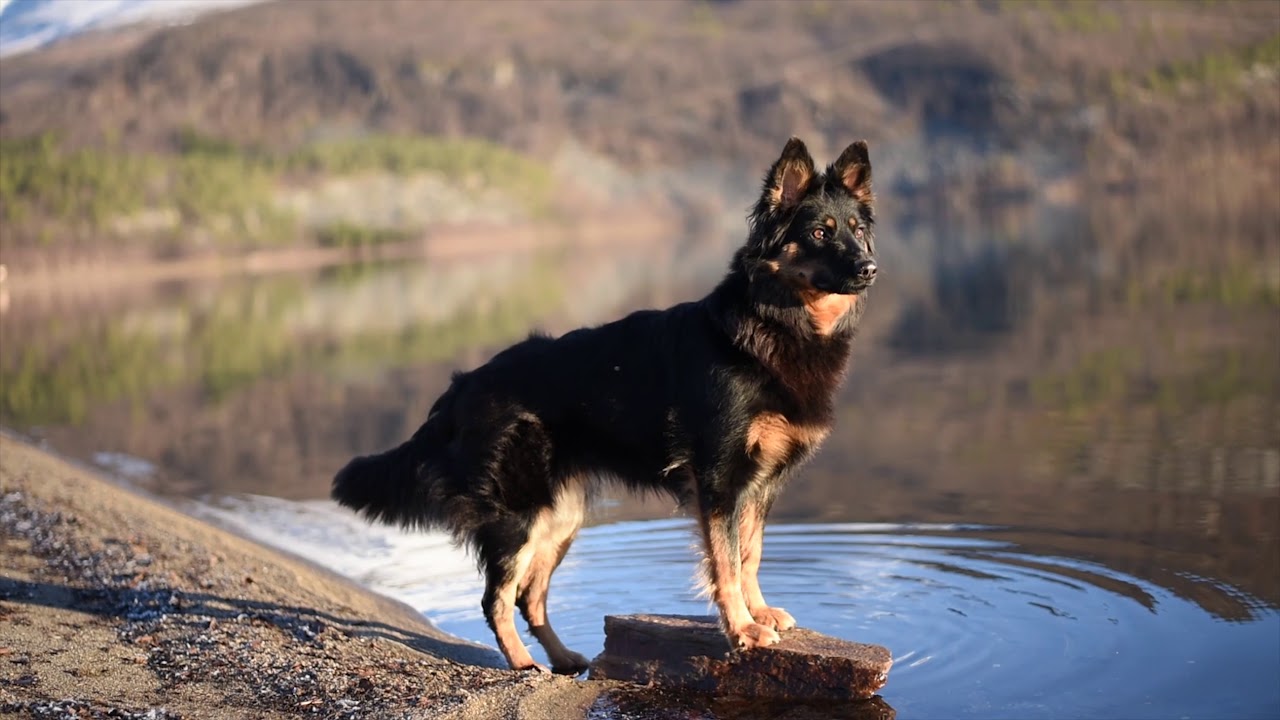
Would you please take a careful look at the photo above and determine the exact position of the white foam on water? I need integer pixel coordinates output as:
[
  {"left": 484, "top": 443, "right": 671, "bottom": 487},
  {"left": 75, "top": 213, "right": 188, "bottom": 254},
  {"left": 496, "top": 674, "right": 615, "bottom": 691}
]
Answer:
[
  {"left": 92, "top": 451, "right": 157, "bottom": 479},
  {"left": 191, "top": 494, "right": 484, "bottom": 625}
]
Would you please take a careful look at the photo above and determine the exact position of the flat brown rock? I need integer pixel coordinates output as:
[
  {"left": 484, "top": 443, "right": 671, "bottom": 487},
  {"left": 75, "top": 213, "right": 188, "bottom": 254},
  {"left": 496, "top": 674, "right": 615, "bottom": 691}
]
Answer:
[{"left": 588, "top": 614, "right": 893, "bottom": 701}]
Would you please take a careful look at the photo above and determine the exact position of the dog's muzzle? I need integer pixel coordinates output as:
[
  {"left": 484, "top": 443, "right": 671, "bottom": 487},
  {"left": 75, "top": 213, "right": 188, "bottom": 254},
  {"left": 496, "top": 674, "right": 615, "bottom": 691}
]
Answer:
[
  {"left": 848, "top": 260, "right": 878, "bottom": 292},
  {"left": 813, "top": 258, "right": 878, "bottom": 294}
]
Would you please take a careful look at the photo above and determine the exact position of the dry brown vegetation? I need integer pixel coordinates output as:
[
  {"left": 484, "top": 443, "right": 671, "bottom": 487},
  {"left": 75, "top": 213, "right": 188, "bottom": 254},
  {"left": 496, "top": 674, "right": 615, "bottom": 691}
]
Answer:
[{"left": 1, "top": 0, "right": 1276, "bottom": 170}]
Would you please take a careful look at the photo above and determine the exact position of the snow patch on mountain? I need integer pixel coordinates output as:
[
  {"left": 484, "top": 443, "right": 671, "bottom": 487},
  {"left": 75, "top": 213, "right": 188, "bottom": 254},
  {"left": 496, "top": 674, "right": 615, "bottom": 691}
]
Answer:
[{"left": 0, "top": 0, "right": 260, "bottom": 58}]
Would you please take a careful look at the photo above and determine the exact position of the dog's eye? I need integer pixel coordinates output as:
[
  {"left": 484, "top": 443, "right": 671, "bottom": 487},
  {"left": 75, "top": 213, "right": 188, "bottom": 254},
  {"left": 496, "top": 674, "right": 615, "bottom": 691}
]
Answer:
[
  {"left": 854, "top": 227, "right": 865, "bottom": 240},
  {"left": 812, "top": 228, "right": 827, "bottom": 241}
]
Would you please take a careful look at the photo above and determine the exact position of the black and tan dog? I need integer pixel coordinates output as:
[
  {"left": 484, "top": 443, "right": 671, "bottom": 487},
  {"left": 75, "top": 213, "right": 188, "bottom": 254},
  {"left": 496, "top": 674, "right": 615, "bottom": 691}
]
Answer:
[{"left": 333, "top": 137, "right": 878, "bottom": 674}]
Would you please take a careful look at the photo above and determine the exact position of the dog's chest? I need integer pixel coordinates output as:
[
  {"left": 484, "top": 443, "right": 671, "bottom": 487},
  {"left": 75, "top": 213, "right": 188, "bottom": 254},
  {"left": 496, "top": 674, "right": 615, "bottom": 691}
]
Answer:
[{"left": 750, "top": 328, "right": 854, "bottom": 417}]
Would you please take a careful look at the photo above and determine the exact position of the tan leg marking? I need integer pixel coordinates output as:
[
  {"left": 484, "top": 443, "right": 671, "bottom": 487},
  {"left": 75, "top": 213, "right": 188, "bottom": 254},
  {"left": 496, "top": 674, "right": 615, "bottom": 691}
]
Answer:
[
  {"left": 741, "top": 413, "right": 821, "bottom": 633},
  {"left": 517, "top": 481, "right": 588, "bottom": 674},
  {"left": 696, "top": 495, "right": 780, "bottom": 650},
  {"left": 739, "top": 498, "right": 795, "bottom": 632},
  {"left": 491, "top": 543, "right": 541, "bottom": 671}
]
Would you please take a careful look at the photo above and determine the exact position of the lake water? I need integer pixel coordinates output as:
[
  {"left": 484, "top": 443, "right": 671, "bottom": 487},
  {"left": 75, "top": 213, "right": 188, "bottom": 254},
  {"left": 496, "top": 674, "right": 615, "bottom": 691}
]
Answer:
[{"left": 2, "top": 193, "right": 1277, "bottom": 719}]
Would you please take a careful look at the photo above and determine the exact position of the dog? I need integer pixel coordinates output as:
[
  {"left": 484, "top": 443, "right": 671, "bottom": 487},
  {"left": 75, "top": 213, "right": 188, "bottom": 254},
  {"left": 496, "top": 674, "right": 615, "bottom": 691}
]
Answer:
[{"left": 332, "top": 137, "right": 877, "bottom": 674}]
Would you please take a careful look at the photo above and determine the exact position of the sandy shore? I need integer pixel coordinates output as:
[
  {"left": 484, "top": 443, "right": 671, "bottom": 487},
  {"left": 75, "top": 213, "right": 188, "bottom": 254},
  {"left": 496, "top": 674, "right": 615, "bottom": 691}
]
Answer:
[{"left": 0, "top": 433, "right": 608, "bottom": 719}]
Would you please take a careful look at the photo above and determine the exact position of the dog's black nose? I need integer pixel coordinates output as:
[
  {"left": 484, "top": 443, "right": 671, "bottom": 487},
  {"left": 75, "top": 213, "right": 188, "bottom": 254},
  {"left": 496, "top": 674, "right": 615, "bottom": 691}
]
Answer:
[{"left": 856, "top": 260, "right": 878, "bottom": 283}]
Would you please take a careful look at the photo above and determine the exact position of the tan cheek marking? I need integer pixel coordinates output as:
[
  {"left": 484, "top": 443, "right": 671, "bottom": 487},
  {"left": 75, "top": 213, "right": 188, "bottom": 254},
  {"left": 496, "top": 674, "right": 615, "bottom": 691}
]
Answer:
[{"left": 763, "top": 244, "right": 801, "bottom": 275}]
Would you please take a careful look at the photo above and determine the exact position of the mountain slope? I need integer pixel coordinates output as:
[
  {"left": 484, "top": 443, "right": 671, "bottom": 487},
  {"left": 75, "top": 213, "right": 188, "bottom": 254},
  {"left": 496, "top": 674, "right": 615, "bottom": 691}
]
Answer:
[
  {"left": 0, "top": 0, "right": 1275, "bottom": 267},
  {"left": 2, "top": 0, "right": 1271, "bottom": 169}
]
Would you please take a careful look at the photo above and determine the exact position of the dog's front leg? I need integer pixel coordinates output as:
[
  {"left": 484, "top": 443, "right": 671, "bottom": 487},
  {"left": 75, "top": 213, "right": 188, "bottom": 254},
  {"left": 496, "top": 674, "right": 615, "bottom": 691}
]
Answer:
[
  {"left": 739, "top": 496, "right": 796, "bottom": 632},
  {"left": 695, "top": 493, "right": 781, "bottom": 650}
]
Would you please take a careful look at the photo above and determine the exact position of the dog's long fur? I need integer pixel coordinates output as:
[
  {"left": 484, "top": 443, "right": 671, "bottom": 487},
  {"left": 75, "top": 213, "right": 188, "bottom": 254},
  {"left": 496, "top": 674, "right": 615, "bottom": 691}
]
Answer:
[{"left": 333, "top": 137, "right": 878, "bottom": 674}]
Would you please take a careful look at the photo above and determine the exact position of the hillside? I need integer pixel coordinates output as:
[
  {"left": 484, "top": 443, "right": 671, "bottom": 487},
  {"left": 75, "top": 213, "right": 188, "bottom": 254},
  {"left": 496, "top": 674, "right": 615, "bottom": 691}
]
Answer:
[{"left": 0, "top": 0, "right": 1276, "bottom": 265}]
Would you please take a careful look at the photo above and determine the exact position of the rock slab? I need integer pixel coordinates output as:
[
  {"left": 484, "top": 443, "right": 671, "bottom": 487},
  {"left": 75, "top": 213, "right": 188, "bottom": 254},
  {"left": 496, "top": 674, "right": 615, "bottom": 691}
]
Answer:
[{"left": 588, "top": 614, "right": 892, "bottom": 701}]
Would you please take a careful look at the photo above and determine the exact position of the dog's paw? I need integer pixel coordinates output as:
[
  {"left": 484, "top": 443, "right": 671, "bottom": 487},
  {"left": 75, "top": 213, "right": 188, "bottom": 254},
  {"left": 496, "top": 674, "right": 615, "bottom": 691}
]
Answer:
[
  {"left": 550, "top": 651, "right": 590, "bottom": 676},
  {"left": 729, "top": 622, "right": 782, "bottom": 650},
  {"left": 514, "top": 661, "right": 551, "bottom": 675},
  {"left": 750, "top": 606, "right": 797, "bottom": 631}
]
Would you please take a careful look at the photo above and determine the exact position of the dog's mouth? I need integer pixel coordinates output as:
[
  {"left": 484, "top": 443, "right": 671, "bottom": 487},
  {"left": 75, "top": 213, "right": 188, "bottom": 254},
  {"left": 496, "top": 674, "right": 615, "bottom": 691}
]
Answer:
[{"left": 811, "top": 274, "right": 875, "bottom": 295}]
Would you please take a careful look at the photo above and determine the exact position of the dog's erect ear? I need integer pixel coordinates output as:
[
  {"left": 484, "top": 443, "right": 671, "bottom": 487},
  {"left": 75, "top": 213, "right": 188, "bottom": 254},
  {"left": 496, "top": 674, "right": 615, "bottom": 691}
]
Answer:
[
  {"left": 762, "top": 137, "right": 816, "bottom": 212},
  {"left": 830, "top": 140, "right": 873, "bottom": 205}
]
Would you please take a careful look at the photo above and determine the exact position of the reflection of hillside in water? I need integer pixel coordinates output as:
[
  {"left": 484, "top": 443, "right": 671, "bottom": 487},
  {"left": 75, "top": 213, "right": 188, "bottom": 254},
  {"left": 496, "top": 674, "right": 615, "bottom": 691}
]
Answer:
[
  {"left": 2, "top": 192, "right": 1276, "bottom": 624},
  {"left": 0, "top": 236, "right": 733, "bottom": 496}
]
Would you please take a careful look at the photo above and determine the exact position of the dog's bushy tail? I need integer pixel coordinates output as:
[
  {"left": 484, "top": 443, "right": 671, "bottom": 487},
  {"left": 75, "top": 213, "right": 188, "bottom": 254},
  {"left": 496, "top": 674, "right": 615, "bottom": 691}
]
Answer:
[{"left": 331, "top": 389, "right": 457, "bottom": 531}]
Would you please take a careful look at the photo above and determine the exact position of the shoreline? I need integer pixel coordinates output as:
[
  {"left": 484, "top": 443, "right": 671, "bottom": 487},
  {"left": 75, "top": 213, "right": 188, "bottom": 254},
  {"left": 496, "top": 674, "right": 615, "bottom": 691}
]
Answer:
[
  {"left": 0, "top": 210, "right": 682, "bottom": 306},
  {"left": 0, "top": 431, "right": 608, "bottom": 718}
]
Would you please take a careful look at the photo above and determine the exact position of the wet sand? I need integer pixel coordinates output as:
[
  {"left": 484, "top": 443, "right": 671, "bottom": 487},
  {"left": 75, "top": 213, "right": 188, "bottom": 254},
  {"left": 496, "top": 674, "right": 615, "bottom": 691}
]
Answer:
[{"left": 0, "top": 433, "right": 606, "bottom": 719}]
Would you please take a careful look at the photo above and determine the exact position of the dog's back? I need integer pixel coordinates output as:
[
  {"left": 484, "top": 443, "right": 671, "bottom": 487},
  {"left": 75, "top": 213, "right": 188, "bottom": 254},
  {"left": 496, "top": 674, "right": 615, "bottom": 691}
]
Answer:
[{"left": 332, "top": 299, "right": 723, "bottom": 534}]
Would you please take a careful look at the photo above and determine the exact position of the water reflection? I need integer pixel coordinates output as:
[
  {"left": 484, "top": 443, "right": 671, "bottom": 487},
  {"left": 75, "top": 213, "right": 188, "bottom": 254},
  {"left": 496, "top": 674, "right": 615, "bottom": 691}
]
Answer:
[{"left": 0, "top": 240, "right": 731, "bottom": 498}]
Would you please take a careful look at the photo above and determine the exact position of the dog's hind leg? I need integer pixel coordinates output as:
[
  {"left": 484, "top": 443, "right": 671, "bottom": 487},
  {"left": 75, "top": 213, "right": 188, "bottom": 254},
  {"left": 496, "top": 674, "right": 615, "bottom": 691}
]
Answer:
[
  {"left": 476, "top": 414, "right": 587, "bottom": 673},
  {"left": 479, "top": 521, "right": 544, "bottom": 672},
  {"left": 516, "top": 481, "right": 588, "bottom": 675},
  {"left": 739, "top": 495, "right": 796, "bottom": 632}
]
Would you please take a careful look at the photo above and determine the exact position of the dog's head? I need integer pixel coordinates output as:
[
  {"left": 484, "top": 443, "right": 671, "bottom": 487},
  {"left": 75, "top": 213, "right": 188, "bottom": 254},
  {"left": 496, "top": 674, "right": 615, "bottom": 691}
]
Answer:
[{"left": 745, "top": 137, "right": 877, "bottom": 297}]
